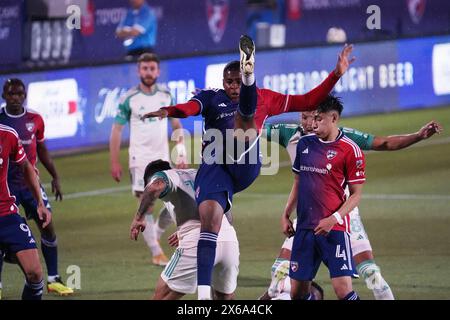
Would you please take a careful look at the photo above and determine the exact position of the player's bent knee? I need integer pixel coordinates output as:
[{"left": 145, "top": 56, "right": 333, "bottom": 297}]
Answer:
[{"left": 24, "top": 267, "right": 43, "bottom": 283}]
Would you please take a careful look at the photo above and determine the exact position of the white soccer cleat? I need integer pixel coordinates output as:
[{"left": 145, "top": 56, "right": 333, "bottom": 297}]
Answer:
[{"left": 239, "top": 35, "right": 255, "bottom": 76}]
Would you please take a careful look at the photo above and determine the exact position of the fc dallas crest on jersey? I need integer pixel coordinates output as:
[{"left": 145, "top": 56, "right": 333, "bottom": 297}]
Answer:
[
  {"left": 26, "top": 122, "right": 35, "bottom": 132},
  {"left": 327, "top": 150, "right": 337, "bottom": 160}
]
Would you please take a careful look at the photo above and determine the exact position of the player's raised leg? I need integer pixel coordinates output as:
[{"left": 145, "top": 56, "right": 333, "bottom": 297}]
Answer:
[{"left": 235, "top": 35, "right": 257, "bottom": 133}]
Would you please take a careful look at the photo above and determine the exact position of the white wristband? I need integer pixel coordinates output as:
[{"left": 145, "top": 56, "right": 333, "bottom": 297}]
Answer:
[{"left": 332, "top": 212, "right": 344, "bottom": 225}]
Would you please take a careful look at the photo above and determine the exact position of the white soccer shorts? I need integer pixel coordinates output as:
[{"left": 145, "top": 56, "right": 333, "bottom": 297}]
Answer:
[
  {"left": 129, "top": 166, "right": 146, "bottom": 193},
  {"left": 161, "top": 231, "right": 239, "bottom": 295},
  {"left": 348, "top": 207, "right": 373, "bottom": 256}
]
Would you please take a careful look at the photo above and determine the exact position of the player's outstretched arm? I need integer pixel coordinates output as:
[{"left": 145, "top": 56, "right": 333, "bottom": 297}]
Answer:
[
  {"left": 21, "top": 159, "right": 52, "bottom": 228},
  {"left": 37, "top": 141, "right": 63, "bottom": 201},
  {"left": 130, "top": 178, "right": 167, "bottom": 241},
  {"left": 371, "top": 120, "right": 443, "bottom": 151},
  {"left": 267, "top": 44, "right": 356, "bottom": 115},
  {"left": 141, "top": 101, "right": 201, "bottom": 120}
]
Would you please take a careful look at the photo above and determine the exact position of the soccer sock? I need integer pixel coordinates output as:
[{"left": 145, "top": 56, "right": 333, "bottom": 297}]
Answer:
[
  {"left": 22, "top": 279, "right": 44, "bottom": 300},
  {"left": 41, "top": 235, "right": 58, "bottom": 278},
  {"left": 197, "top": 232, "right": 218, "bottom": 300},
  {"left": 238, "top": 82, "right": 257, "bottom": 118},
  {"left": 356, "top": 260, "right": 394, "bottom": 300},
  {"left": 142, "top": 215, "right": 163, "bottom": 257},
  {"left": 155, "top": 207, "right": 173, "bottom": 240},
  {"left": 342, "top": 291, "right": 360, "bottom": 300},
  {"left": 242, "top": 73, "right": 255, "bottom": 86}
]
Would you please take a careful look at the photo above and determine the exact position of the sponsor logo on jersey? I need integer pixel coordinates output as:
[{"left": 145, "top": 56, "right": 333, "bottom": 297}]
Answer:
[
  {"left": 327, "top": 150, "right": 337, "bottom": 160},
  {"left": 356, "top": 159, "right": 363, "bottom": 168},
  {"left": 302, "top": 147, "right": 309, "bottom": 154},
  {"left": 26, "top": 122, "right": 35, "bottom": 132},
  {"left": 218, "top": 103, "right": 227, "bottom": 107}
]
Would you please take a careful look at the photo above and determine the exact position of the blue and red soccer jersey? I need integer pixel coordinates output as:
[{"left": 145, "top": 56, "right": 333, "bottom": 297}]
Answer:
[
  {"left": 292, "top": 131, "right": 366, "bottom": 232},
  {"left": 0, "top": 108, "right": 45, "bottom": 189},
  {"left": 0, "top": 124, "right": 27, "bottom": 217}
]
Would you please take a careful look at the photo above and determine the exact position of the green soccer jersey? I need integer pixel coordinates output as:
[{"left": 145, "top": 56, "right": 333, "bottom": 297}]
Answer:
[
  {"left": 115, "top": 84, "right": 173, "bottom": 168},
  {"left": 263, "top": 123, "right": 375, "bottom": 163}
]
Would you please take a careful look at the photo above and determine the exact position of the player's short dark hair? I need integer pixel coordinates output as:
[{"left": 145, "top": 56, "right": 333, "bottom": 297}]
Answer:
[
  {"left": 138, "top": 53, "right": 160, "bottom": 66},
  {"left": 3, "top": 78, "right": 25, "bottom": 93},
  {"left": 143, "top": 160, "right": 171, "bottom": 186},
  {"left": 316, "top": 94, "right": 344, "bottom": 116},
  {"left": 223, "top": 60, "right": 240, "bottom": 77}
]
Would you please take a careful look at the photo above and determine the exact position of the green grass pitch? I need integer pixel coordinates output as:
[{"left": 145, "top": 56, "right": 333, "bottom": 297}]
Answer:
[{"left": 2, "top": 106, "right": 449, "bottom": 300}]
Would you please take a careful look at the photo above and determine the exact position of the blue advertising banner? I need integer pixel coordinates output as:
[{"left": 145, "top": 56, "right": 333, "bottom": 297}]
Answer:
[
  {"left": 71, "top": 0, "right": 247, "bottom": 62},
  {"left": 0, "top": 1, "right": 23, "bottom": 67},
  {"left": 1, "top": 35, "right": 449, "bottom": 151}
]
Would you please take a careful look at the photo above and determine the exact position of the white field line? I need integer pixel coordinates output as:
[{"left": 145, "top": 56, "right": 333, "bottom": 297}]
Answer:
[{"left": 51, "top": 137, "right": 450, "bottom": 201}]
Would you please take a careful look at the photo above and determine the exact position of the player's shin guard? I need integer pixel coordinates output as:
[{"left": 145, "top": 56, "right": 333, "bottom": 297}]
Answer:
[
  {"left": 142, "top": 215, "right": 163, "bottom": 257},
  {"left": 156, "top": 207, "right": 173, "bottom": 240},
  {"left": 238, "top": 82, "right": 257, "bottom": 118},
  {"left": 343, "top": 291, "right": 360, "bottom": 300},
  {"left": 197, "top": 232, "right": 218, "bottom": 300},
  {"left": 22, "top": 279, "right": 44, "bottom": 300},
  {"left": 356, "top": 260, "right": 394, "bottom": 300},
  {"left": 41, "top": 236, "right": 58, "bottom": 278}
]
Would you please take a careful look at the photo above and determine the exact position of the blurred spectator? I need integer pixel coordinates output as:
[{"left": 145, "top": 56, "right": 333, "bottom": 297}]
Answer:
[
  {"left": 247, "top": 0, "right": 285, "bottom": 47},
  {"left": 116, "top": 0, "right": 157, "bottom": 58},
  {"left": 326, "top": 27, "right": 347, "bottom": 43}
]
